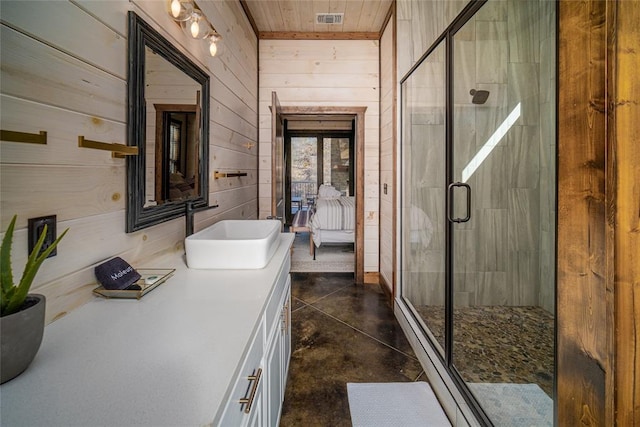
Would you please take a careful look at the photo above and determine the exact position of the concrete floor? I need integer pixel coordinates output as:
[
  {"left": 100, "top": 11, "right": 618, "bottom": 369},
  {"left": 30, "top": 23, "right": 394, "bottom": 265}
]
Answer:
[{"left": 280, "top": 272, "right": 427, "bottom": 426}]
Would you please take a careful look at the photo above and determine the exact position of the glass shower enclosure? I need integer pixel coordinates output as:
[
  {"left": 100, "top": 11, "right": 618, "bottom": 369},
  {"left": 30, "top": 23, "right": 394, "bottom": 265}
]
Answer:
[{"left": 400, "top": 0, "right": 556, "bottom": 425}]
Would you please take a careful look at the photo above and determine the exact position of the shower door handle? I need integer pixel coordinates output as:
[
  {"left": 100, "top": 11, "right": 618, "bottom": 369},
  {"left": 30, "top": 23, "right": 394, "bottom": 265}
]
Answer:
[{"left": 447, "top": 182, "right": 471, "bottom": 223}]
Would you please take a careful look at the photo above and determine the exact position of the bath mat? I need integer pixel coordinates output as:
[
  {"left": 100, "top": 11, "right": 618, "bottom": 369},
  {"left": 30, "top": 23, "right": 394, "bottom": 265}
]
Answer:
[
  {"left": 468, "top": 383, "right": 553, "bottom": 427},
  {"left": 347, "top": 382, "right": 451, "bottom": 427}
]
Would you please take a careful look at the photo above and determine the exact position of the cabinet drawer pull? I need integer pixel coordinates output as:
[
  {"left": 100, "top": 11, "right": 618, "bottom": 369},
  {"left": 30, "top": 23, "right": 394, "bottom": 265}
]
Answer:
[{"left": 239, "top": 368, "right": 262, "bottom": 413}]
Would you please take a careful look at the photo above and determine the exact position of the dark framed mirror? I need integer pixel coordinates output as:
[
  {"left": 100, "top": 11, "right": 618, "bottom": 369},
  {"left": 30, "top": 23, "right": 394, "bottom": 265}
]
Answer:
[{"left": 127, "top": 11, "right": 209, "bottom": 232}]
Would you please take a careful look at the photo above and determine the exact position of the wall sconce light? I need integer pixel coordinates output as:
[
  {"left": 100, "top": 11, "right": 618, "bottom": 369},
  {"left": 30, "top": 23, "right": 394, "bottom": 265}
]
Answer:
[
  {"left": 169, "top": 0, "right": 193, "bottom": 21},
  {"left": 205, "top": 32, "right": 221, "bottom": 56},
  {"left": 168, "top": 0, "right": 222, "bottom": 57},
  {"left": 185, "top": 9, "right": 207, "bottom": 39}
]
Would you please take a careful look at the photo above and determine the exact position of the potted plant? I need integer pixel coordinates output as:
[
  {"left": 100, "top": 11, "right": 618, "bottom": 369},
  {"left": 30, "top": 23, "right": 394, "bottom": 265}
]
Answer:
[{"left": 1, "top": 215, "right": 68, "bottom": 384}]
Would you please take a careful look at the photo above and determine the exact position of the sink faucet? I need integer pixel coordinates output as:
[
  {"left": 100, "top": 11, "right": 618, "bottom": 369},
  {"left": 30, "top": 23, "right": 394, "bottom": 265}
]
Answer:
[{"left": 185, "top": 201, "right": 219, "bottom": 237}]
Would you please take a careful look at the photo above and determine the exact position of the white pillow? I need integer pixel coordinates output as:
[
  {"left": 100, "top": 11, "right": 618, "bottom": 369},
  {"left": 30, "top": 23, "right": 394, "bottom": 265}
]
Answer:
[{"left": 318, "top": 184, "right": 341, "bottom": 199}]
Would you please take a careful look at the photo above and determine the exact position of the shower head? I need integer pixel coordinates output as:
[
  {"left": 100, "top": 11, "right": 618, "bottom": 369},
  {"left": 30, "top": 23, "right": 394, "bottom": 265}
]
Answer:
[{"left": 470, "top": 89, "right": 490, "bottom": 105}]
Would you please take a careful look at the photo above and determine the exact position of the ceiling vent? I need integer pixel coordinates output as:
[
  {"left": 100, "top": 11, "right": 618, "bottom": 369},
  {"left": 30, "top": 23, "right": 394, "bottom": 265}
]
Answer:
[{"left": 316, "top": 13, "right": 343, "bottom": 24}]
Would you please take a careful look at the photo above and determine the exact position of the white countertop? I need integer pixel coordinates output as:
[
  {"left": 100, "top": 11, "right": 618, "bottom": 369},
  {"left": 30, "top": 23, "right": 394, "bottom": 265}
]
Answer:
[{"left": 0, "top": 233, "right": 295, "bottom": 427}]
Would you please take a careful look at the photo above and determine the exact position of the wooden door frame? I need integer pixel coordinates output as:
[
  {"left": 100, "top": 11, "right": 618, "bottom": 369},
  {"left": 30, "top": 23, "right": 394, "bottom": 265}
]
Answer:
[
  {"left": 271, "top": 92, "right": 284, "bottom": 220},
  {"left": 153, "top": 103, "right": 199, "bottom": 202},
  {"left": 276, "top": 106, "right": 366, "bottom": 284}
]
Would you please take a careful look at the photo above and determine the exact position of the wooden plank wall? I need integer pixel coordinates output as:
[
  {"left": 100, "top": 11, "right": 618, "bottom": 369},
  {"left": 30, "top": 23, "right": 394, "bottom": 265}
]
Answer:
[
  {"left": 258, "top": 39, "right": 380, "bottom": 273},
  {"left": 612, "top": 0, "right": 640, "bottom": 424},
  {"left": 0, "top": 0, "right": 258, "bottom": 324},
  {"left": 557, "top": 0, "right": 611, "bottom": 422},
  {"left": 379, "top": 12, "right": 395, "bottom": 294},
  {"left": 558, "top": 0, "right": 640, "bottom": 424}
]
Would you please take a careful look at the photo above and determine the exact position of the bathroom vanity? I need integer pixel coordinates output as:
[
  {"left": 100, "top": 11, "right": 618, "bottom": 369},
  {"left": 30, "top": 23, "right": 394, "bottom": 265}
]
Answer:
[{"left": 0, "top": 233, "right": 295, "bottom": 426}]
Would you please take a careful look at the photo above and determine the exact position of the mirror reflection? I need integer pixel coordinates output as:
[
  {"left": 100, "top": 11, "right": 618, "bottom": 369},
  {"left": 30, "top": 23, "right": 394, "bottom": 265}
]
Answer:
[
  {"left": 126, "top": 12, "right": 210, "bottom": 232},
  {"left": 144, "top": 46, "right": 202, "bottom": 207}
]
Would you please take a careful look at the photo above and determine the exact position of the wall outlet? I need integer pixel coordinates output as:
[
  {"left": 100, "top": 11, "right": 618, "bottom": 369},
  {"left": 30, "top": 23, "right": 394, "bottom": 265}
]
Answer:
[{"left": 28, "top": 215, "right": 57, "bottom": 258}]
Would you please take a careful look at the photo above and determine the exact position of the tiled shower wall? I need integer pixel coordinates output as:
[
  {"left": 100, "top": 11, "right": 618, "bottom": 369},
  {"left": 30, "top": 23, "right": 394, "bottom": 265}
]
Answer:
[
  {"left": 538, "top": 0, "right": 557, "bottom": 314},
  {"left": 401, "top": 0, "right": 555, "bottom": 312},
  {"left": 453, "top": 0, "right": 555, "bottom": 311}
]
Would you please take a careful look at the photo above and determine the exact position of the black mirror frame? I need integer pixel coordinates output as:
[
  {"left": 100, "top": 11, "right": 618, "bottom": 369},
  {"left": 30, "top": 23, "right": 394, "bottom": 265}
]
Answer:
[{"left": 126, "top": 11, "right": 210, "bottom": 233}]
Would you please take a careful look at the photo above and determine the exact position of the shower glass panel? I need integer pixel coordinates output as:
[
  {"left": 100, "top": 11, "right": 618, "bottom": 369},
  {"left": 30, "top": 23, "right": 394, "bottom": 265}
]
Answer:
[
  {"left": 401, "top": 40, "right": 447, "bottom": 356},
  {"left": 451, "top": 0, "right": 556, "bottom": 424}
]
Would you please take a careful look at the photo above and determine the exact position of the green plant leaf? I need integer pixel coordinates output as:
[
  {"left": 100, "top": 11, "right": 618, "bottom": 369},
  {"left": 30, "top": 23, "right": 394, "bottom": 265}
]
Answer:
[
  {"left": 5, "top": 225, "right": 49, "bottom": 314},
  {"left": 1, "top": 215, "right": 17, "bottom": 315},
  {"left": 3, "top": 221, "right": 68, "bottom": 316}
]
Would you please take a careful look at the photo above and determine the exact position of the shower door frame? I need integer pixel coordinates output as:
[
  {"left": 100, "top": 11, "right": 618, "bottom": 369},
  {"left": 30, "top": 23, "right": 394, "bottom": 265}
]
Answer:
[{"left": 398, "top": 0, "right": 557, "bottom": 424}]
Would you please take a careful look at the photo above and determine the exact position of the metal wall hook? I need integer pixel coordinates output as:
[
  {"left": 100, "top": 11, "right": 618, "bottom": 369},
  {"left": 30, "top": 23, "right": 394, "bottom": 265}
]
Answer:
[{"left": 1, "top": 129, "right": 47, "bottom": 145}]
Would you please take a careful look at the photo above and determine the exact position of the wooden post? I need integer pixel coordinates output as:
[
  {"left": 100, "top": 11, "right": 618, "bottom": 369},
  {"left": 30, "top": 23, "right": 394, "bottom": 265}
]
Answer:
[
  {"left": 558, "top": 0, "right": 640, "bottom": 424},
  {"left": 558, "top": 0, "right": 611, "bottom": 424},
  {"left": 612, "top": 0, "right": 640, "bottom": 424}
]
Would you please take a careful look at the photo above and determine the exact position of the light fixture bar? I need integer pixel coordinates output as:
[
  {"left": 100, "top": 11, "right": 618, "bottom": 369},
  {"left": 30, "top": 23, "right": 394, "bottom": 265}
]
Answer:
[{"left": 168, "top": 0, "right": 222, "bottom": 56}]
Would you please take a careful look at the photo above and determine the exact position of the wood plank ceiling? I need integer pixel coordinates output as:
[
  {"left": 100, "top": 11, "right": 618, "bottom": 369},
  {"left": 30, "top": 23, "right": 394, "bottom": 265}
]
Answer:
[{"left": 240, "top": 0, "right": 393, "bottom": 39}]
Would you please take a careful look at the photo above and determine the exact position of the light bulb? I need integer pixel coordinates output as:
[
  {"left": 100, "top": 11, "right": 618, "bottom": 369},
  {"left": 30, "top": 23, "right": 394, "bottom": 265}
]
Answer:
[
  {"left": 190, "top": 19, "right": 200, "bottom": 38},
  {"left": 204, "top": 33, "right": 221, "bottom": 57},
  {"left": 169, "top": 0, "right": 193, "bottom": 22},
  {"left": 184, "top": 10, "right": 208, "bottom": 39},
  {"left": 170, "top": 0, "right": 181, "bottom": 18},
  {"left": 209, "top": 41, "right": 217, "bottom": 57}
]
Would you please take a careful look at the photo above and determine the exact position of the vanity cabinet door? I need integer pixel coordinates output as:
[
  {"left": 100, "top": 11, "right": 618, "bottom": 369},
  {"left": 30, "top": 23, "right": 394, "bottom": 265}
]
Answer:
[
  {"left": 265, "top": 259, "right": 289, "bottom": 326},
  {"left": 265, "top": 275, "right": 291, "bottom": 426},
  {"left": 216, "top": 252, "right": 292, "bottom": 427},
  {"left": 216, "top": 326, "right": 264, "bottom": 427},
  {"left": 266, "top": 323, "right": 283, "bottom": 427}
]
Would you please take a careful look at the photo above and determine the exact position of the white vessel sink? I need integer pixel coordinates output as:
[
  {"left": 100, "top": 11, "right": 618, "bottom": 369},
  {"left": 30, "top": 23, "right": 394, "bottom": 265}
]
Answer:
[{"left": 185, "top": 220, "right": 282, "bottom": 269}]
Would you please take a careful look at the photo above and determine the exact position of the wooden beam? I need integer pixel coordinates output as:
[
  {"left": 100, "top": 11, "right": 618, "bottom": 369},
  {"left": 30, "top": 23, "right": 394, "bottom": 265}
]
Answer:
[
  {"left": 238, "top": 0, "right": 259, "bottom": 38},
  {"left": 380, "top": 1, "right": 394, "bottom": 37},
  {"left": 612, "top": 0, "right": 640, "bottom": 424},
  {"left": 557, "top": 0, "right": 640, "bottom": 423},
  {"left": 557, "top": 0, "right": 614, "bottom": 424},
  {"left": 354, "top": 108, "right": 365, "bottom": 285},
  {"left": 259, "top": 31, "right": 379, "bottom": 40}
]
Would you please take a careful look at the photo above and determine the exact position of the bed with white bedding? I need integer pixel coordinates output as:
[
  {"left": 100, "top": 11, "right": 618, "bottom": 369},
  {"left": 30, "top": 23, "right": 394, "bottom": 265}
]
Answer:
[{"left": 309, "top": 195, "right": 355, "bottom": 248}]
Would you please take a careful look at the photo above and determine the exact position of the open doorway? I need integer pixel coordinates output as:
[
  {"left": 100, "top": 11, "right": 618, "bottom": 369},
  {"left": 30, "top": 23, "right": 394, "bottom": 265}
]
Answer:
[
  {"left": 272, "top": 105, "right": 366, "bottom": 283},
  {"left": 285, "top": 125, "right": 356, "bottom": 274},
  {"left": 285, "top": 129, "right": 354, "bottom": 224}
]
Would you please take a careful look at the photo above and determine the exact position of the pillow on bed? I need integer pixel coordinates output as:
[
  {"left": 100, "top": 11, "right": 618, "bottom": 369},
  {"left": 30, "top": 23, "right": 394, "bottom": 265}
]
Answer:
[{"left": 318, "top": 184, "right": 342, "bottom": 199}]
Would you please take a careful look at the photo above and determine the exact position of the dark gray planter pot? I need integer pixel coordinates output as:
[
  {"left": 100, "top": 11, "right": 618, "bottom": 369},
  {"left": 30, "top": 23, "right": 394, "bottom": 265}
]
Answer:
[{"left": 0, "top": 294, "right": 46, "bottom": 384}]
